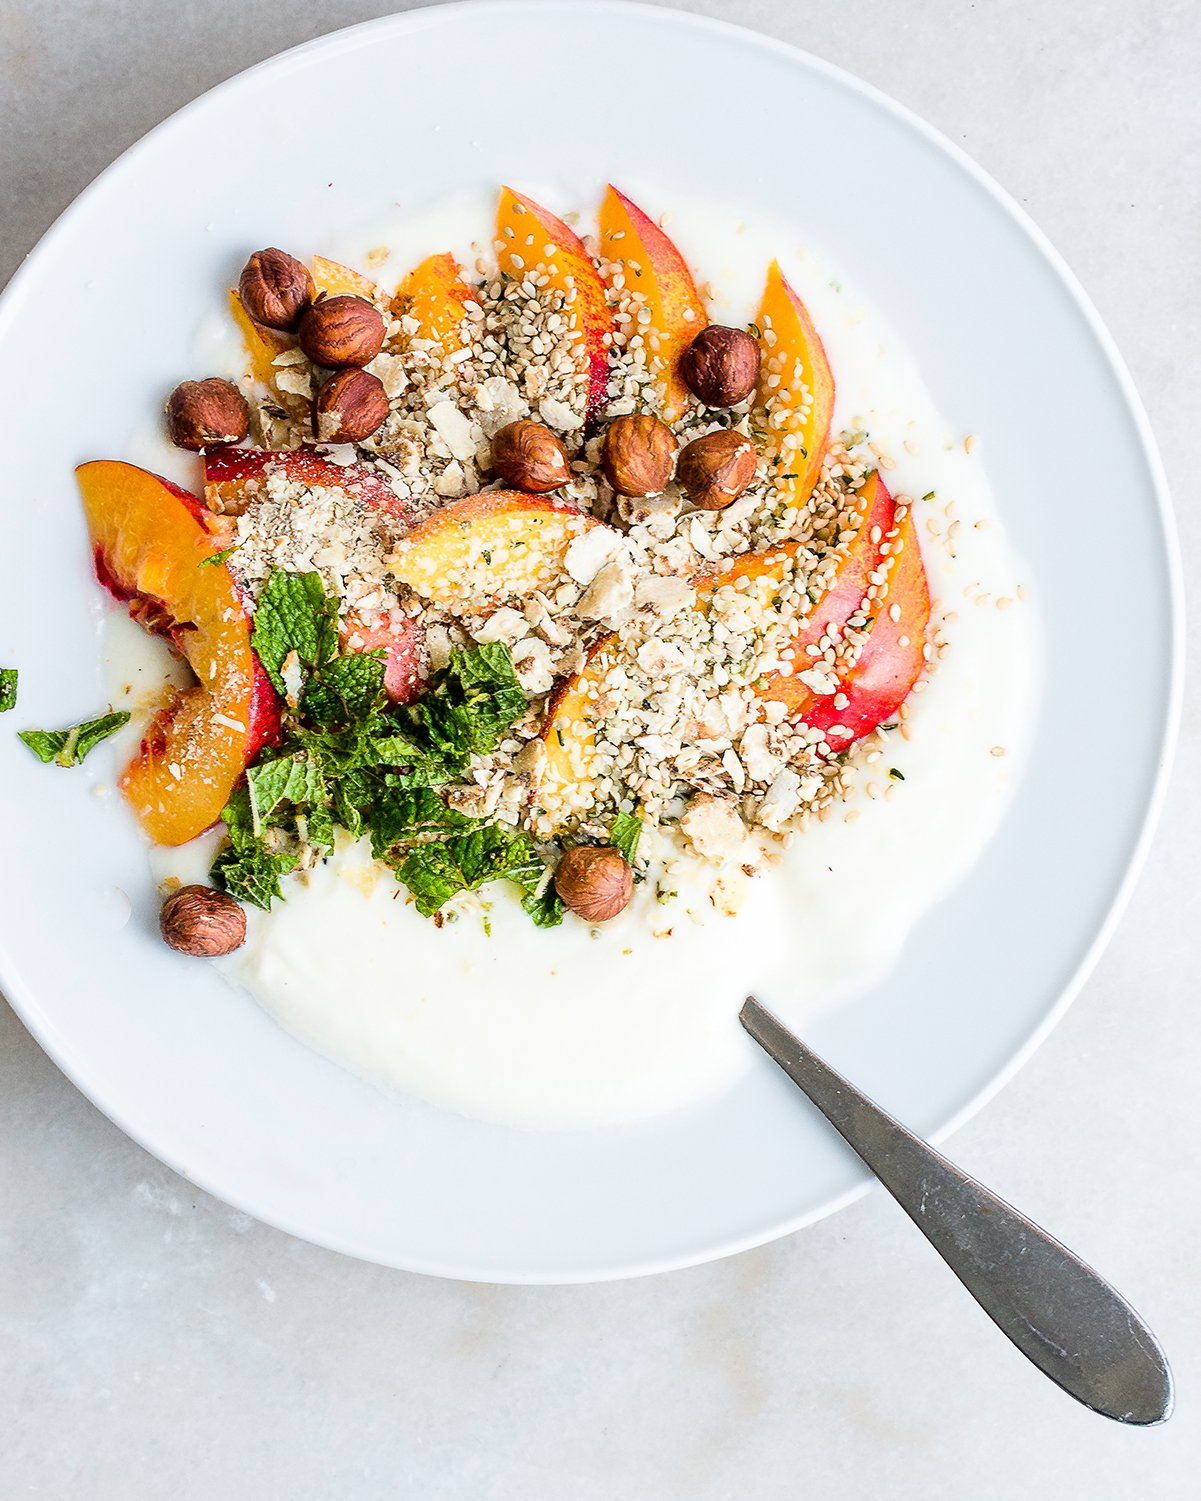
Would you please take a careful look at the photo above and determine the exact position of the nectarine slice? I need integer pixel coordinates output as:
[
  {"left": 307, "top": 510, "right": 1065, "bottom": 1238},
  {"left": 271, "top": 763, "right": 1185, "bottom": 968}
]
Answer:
[
  {"left": 496, "top": 188, "right": 612, "bottom": 417},
  {"left": 393, "top": 251, "right": 474, "bottom": 355},
  {"left": 598, "top": 186, "right": 707, "bottom": 423},
  {"left": 533, "top": 633, "right": 620, "bottom": 826},
  {"left": 311, "top": 255, "right": 384, "bottom": 306},
  {"left": 204, "top": 446, "right": 412, "bottom": 527},
  {"left": 228, "top": 288, "right": 289, "bottom": 388},
  {"left": 389, "top": 490, "right": 601, "bottom": 612},
  {"left": 802, "top": 505, "right": 932, "bottom": 751},
  {"left": 754, "top": 261, "right": 835, "bottom": 513},
  {"left": 697, "top": 471, "right": 893, "bottom": 716},
  {"left": 341, "top": 609, "right": 426, "bottom": 705},
  {"left": 77, "top": 461, "right": 280, "bottom": 846}
]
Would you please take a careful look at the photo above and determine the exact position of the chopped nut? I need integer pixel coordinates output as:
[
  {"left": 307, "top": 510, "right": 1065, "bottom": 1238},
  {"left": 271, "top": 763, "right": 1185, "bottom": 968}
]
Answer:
[
  {"left": 491, "top": 420, "right": 570, "bottom": 492},
  {"left": 165, "top": 378, "right": 249, "bottom": 451},
  {"left": 602, "top": 413, "right": 677, "bottom": 497},
  {"left": 680, "top": 795, "right": 748, "bottom": 861},
  {"left": 299, "top": 295, "right": 386, "bottom": 368}
]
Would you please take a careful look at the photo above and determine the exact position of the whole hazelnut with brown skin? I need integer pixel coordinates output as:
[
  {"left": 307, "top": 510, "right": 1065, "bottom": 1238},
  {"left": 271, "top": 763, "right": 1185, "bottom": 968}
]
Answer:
[
  {"left": 160, "top": 885, "right": 247, "bottom": 957},
  {"left": 491, "top": 420, "right": 571, "bottom": 492},
  {"left": 298, "top": 294, "right": 386, "bottom": 368},
  {"left": 165, "top": 378, "right": 250, "bottom": 451},
  {"left": 677, "top": 429, "right": 759, "bottom": 510},
  {"left": 554, "top": 845, "right": 633, "bottom": 924},
  {"left": 313, "top": 367, "right": 390, "bottom": 443},
  {"left": 238, "top": 248, "right": 315, "bottom": 332},
  {"left": 602, "top": 413, "right": 677, "bottom": 497},
  {"left": 680, "top": 325, "right": 761, "bottom": 407}
]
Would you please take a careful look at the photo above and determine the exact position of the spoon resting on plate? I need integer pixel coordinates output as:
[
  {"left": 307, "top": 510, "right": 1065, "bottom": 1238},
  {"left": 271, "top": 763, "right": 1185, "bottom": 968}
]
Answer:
[{"left": 740, "top": 997, "right": 1172, "bottom": 1425}]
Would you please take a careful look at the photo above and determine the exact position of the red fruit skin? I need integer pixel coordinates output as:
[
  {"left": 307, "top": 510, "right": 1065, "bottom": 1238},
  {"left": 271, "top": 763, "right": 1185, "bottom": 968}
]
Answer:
[
  {"left": 342, "top": 611, "right": 427, "bottom": 705},
  {"left": 204, "top": 446, "right": 412, "bottom": 526}
]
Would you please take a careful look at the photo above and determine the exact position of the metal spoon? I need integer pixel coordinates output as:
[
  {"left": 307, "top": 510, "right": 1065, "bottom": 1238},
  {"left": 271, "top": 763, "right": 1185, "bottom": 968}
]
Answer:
[{"left": 741, "top": 996, "right": 1173, "bottom": 1425}]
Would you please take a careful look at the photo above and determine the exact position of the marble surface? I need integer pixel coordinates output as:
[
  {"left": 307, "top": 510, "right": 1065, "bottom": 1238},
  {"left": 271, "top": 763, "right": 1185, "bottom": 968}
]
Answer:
[{"left": 2, "top": 1, "right": 1198, "bottom": 1494}]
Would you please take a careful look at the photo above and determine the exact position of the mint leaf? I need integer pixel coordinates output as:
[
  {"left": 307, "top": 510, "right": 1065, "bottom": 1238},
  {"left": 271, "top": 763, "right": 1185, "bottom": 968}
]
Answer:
[
  {"left": 211, "top": 834, "right": 297, "bottom": 911},
  {"left": 301, "top": 803, "right": 336, "bottom": 852},
  {"left": 246, "top": 751, "right": 327, "bottom": 831},
  {"left": 522, "top": 879, "right": 565, "bottom": 928},
  {"left": 412, "top": 643, "right": 526, "bottom": 761},
  {"left": 610, "top": 812, "right": 642, "bottom": 867},
  {"left": 19, "top": 710, "right": 130, "bottom": 767},
  {"left": 300, "top": 651, "right": 386, "bottom": 728},
  {"left": 394, "top": 822, "right": 547, "bottom": 917},
  {"left": 368, "top": 787, "right": 472, "bottom": 860},
  {"left": 252, "top": 569, "right": 339, "bottom": 694},
  {"left": 198, "top": 545, "right": 239, "bottom": 569},
  {"left": 0, "top": 669, "right": 16, "bottom": 713}
]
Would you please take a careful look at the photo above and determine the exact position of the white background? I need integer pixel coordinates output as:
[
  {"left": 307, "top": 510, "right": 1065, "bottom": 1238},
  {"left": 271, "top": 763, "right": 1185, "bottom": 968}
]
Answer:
[{"left": 2, "top": 1, "right": 1197, "bottom": 1495}]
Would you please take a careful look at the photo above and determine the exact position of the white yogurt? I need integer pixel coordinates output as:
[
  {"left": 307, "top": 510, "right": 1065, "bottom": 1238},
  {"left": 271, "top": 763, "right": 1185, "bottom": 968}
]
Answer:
[{"left": 120, "top": 187, "right": 1037, "bottom": 1131}]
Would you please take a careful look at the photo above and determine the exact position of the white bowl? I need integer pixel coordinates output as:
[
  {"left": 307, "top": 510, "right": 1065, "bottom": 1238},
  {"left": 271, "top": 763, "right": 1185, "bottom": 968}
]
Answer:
[{"left": 0, "top": 1, "right": 1180, "bottom": 1282}]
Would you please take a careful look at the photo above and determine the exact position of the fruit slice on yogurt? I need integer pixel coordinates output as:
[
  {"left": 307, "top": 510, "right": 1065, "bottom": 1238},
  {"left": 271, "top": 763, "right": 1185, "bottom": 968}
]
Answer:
[
  {"left": 389, "top": 490, "right": 603, "bottom": 612},
  {"left": 393, "top": 251, "right": 475, "bottom": 355},
  {"left": 697, "top": 470, "right": 893, "bottom": 712},
  {"left": 802, "top": 504, "right": 932, "bottom": 751},
  {"left": 496, "top": 187, "right": 612, "bottom": 418},
  {"left": 753, "top": 260, "right": 835, "bottom": 512},
  {"left": 533, "top": 632, "right": 620, "bottom": 827},
  {"left": 341, "top": 609, "right": 427, "bottom": 705},
  {"left": 598, "top": 186, "right": 707, "bottom": 423},
  {"left": 228, "top": 288, "right": 290, "bottom": 389},
  {"left": 77, "top": 460, "right": 281, "bottom": 846},
  {"left": 311, "top": 255, "right": 386, "bottom": 306},
  {"left": 202, "top": 445, "right": 412, "bottom": 526}
]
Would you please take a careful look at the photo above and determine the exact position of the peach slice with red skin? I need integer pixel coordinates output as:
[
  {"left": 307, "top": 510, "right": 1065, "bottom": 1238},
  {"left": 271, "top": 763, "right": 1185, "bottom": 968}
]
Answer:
[
  {"left": 228, "top": 288, "right": 289, "bottom": 388},
  {"left": 801, "top": 504, "right": 932, "bottom": 752},
  {"left": 389, "top": 489, "right": 602, "bottom": 613},
  {"left": 77, "top": 460, "right": 281, "bottom": 846},
  {"left": 341, "top": 610, "right": 426, "bottom": 705},
  {"left": 598, "top": 186, "right": 707, "bottom": 423},
  {"left": 311, "top": 255, "right": 385, "bottom": 307},
  {"left": 753, "top": 261, "right": 835, "bottom": 513},
  {"left": 496, "top": 188, "right": 612, "bottom": 417},
  {"left": 697, "top": 471, "right": 893, "bottom": 713},
  {"left": 533, "top": 632, "right": 619, "bottom": 824},
  {"left": 203, "top": 446, "right": 413, "bottom": 526},
  {"left": 393, "top": 251, "right": 474, "bottom": 353}
]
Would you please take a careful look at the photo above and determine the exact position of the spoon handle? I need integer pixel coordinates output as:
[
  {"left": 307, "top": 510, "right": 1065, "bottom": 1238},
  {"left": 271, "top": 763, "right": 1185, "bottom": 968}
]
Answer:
[{"left": 740, "top": 997, "right": 1172, "bottom": 1425}]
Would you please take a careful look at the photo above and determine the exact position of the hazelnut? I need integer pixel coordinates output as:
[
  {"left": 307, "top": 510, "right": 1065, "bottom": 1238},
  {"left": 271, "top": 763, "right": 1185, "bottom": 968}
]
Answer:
[
  {"left": 602, "top": 413, "right": 677, "bottom": 497},
  {"left": 678, "top": 430, "right": 759, "bottom": 510},
  {"left": 554, "top": 845, "right": 633, "bottom": 924},
  {"left": 298, "top": 294, "right": 386, "bottom": 368},
  {"left": 160, "top": 885, "right": 246, "bottom": 957},
  {"left": 313, "top": 367, "right": 390, "bottom": 443},
  {"left": 165, "top": 378, "right": 250, "bottom": 451},
  {"left": 680, "top": 325, "right": 761, "bottom": 407},
  {"left": 491, "top": 420, "right": 571, "bottom": 492},
  {"left": 238, "top": 248, "right": 315, "bottom": 332}
]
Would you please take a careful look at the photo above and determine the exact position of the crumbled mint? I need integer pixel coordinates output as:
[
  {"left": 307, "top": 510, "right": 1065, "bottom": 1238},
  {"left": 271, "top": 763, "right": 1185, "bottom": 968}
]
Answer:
[
  {"left": 212, "top": 571, "right": 553, "bottom": 922},
  {"left": 198, "top": 545, "right": 239, "bottom": 570},
  {"left": 395, "top": 823, "right": 545, "bottom": 918},
  {"left": 251, "top": 568, "right": 339, "bottom": 694},
  {"left": 19, "top": 710, "right": 130, "bottom": 767},
  {"left": 0, "top": 669, "right": 16, "bottom": 714}
]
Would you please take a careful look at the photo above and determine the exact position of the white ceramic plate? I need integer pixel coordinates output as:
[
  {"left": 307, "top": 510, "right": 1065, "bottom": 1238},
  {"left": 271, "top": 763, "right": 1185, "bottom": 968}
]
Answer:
[{"left": 0, "top": 1, "right": 1179, "bottom": 1282}]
